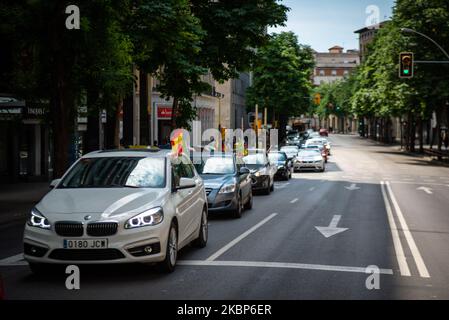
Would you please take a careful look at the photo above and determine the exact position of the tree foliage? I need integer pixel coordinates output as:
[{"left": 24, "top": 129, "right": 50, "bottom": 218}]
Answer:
[{"left": 246, "top": 32, "right": 315, "bottom": 122}]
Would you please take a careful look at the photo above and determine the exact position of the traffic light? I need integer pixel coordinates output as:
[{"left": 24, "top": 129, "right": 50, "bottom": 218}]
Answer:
[
  {"left": 314, "top": 93, "right": 321, "bottom": 105},
  {"left": 399, "top": 52, "right": 414, "bottom": 78}
]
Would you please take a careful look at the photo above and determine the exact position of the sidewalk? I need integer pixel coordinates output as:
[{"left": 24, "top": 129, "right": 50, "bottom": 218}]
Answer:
[{"left": 0, "top": 182, "right": 51, "bottom": 226}]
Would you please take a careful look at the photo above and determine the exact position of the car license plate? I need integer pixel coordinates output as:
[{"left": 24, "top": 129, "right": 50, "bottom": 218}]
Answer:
[{"left": 63, "top": 239, "right": 108, "bottom": 249}]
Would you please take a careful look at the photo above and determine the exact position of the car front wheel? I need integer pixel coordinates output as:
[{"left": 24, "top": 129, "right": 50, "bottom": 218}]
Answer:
[
  {"left": 233, "top": 194, "right": 243, "bottom": 219},
  {"left": 193, "top": 208, "right": 208, "bottom": 248},
  {"left": 244, "top": 190, "right": 253, "bottom": 210},
  {"left": 158, "top": 222, "right": 178, "bottom": 273}
]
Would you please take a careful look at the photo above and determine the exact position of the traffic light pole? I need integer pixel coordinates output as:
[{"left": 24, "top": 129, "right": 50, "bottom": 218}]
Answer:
[
  {"left": 414, "top": 61, "right": 449, "bottom": 64},
  {"left": 401, "top": 28, "right": 449, "bottom": 61}
]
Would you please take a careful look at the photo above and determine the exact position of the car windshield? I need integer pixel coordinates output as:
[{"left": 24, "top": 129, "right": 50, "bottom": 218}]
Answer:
[
  {"left": 243, "top": 154, "right": 266, "bottom": 169},
  {"left": 306, "top": 145, "right": 320, "bottom": 150},
  {"left": 298, "top": 150, "right": 321, "bottom": 157},
  {"left": 59, "top": 157, "right": 166, "bottom": 188},
  {"left": 196, "top": 157, "right": 235, "bottom": 175},
  {"left": 268, "top": 153, "right": 287, "bottom": 162},
  {"left": 308, "top": 140, "right": 324, "bottom": 145},
  {"left": 281, "top": 147, "right": 298, "bottom": 154}
]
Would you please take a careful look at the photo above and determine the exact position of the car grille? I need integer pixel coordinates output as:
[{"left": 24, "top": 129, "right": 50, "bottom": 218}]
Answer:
[
  {"left": 49, "top": 249, "right": 125, "bottom": 261},
  {"left": 87, "top": 222, "right": 118, "bottom": 237},
  {"left": 205, "top": 188, "right": 213, "bottom": 196},
  {"left": 55, "top": 222, "right": 84, "bottom": 237}
]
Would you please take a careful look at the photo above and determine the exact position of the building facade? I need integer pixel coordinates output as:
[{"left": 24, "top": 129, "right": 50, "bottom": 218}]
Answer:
[
  {"left": 313, "top": 46, "right": 360, "bottom": 86},
  {"left": 0, "top": 95, "right": 51, "bottom": 183},
  {"left": 215, "top": 72, "right": 251, "bottom": 131},
  {"left": 354, "top": 21, "right": 388, "bottom": 62},
  {"left": 312, "top": 46, "right": 360, "bottom": 133}
]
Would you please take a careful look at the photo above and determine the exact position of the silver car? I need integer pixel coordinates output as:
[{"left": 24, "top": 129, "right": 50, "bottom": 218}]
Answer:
[
  {"left": 23, "top": 149, "right": 208, "bottom": 273},
  {"left": 294, "top": 149, "right": 325, "bottom": 172}
]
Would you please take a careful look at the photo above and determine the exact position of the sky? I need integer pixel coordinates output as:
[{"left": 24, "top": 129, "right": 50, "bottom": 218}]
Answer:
[{"left": 268, "top": 0, "right": 395, "bottom": 52}]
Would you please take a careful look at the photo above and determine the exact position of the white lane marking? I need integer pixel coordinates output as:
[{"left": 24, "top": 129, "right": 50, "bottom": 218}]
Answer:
[
  {"left": 206, "top": 213, "right": 278, "bottom": 261},
  {"left": 0, "top": 253, "right": 28, "bottom": 266},
  {"left": 380, "top": 181, "right": 411, "bottom": 277},
  {"left": 345, "top": 183, "right": 360, "bottom": 191},
  {"left": 179, "top": 260, "right": 394, "bottom": 275},
  {"left": 390, "top": 181, "right": 449, "bottom": 187},
  {"left": 417, "top": 186, "right": 433, "bottom": 194},
  {"left": 290, "top": 198, "right": 299, "bottom": 204},
  {"left": 309, "top": 187, "right": 315, "bottom": 192},
  {"left": 315, "top": 215, "right": 348, "bottom": 238},
  {"left": 385, "top": 181, "right": 430, "bottom": 278}
]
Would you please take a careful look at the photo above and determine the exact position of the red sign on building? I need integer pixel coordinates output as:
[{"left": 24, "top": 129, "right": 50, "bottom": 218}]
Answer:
[{"left": 157, "top": 106, "right": 172, "bottom": 119}]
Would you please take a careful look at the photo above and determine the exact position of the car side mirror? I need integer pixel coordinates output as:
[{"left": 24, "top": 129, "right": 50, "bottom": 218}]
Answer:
[
  {"left": 50, "top": 179, "right": 61, "bottom": 189},
  {"left": 175, "top": 177, "right": 197, "bottom": 191},
  {"left": 239, "top": 167, "right": 251, "bottom": 175}
]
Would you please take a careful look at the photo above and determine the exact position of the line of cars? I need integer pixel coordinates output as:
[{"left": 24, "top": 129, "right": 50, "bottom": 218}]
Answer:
[
  {"left": 21, "top": 146, "right": 290, "bottom": 274},
  {"left": 281, "top": 129, "right": 332, "bottom": 173}
]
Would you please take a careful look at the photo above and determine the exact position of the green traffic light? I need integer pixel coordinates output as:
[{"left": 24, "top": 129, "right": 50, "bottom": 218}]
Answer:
[{"left": 404, "top": 69, "right": 410, "bottom": 75}]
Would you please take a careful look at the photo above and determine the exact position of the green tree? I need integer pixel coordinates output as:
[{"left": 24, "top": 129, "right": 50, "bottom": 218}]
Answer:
[
  {"left": 1, "top": 1, "right": 135, "bottom": 176},
  {"left": 246, "top": 32, "right": 314, "bottom": 139}
]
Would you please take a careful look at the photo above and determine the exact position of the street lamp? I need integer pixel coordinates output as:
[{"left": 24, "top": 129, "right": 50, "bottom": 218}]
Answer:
[{"left": 400, "top": 28, "right": 449, "bottom": 60}]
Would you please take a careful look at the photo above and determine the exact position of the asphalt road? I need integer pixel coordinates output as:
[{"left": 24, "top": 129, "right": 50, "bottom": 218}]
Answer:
[{"left": 1, "top": 134, "right": 449, "bottom": 299}]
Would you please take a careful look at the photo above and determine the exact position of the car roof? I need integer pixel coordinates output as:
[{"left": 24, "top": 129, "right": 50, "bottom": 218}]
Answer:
[{"left": 83, "top": 148, "right": 173, "bottom": 159}]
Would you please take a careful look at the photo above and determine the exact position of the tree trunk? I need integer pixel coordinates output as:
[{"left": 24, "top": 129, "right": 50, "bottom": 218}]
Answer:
[
  {"left": 50, "top": 12, "right": 74, "bottom": 178},
  {"left": 410, "top": 113, "right": 416, "bottom": 152},
  {"left": 418, "top": 117, "right": 424, "bottom": 153},
  {"left": 171, "top": 97, "right": 179, "bottom": 130}
]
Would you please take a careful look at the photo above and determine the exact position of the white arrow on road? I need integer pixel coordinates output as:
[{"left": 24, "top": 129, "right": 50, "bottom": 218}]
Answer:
[
  {"left": 345, "top": 183, "right": 360, "bottom": 191},
  {"left": 315, "top": 215, "right": 349, "bottom": 238},
  {"left": 417, "top": 186, "right": 433, "bottom": 194}
]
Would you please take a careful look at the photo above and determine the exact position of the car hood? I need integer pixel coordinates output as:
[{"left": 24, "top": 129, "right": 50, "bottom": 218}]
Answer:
[
  {"left": 201, "top": 174, "right": 234, "bottom": 189},
  {"left": 298, "top": 156, "right": 322, "bottom": 161},
  {"left": 36, "top": 188, "right": 167, "bottom": 221}
]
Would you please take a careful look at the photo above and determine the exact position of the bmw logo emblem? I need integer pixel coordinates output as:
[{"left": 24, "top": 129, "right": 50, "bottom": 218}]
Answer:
[{"left": 84, "top": 215, "right": 92, "bottom": 221}]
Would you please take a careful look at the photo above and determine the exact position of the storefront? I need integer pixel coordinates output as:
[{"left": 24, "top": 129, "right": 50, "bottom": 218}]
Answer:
[
  {"left": 154, "top": 104, "right": 173, "bottom": 145},
  {"left": 0, "top": 95, "right": 50, "bottom": 183}
]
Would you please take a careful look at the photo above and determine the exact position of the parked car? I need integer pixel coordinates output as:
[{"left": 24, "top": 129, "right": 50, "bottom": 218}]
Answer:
[
  {"left": 243, "top": 151, "right": 277, "bottom": 195},
  {"left": 285, "top": 133, "right": 301, "bottom": 147},
  {"left": 307, "top": 137, "right": 331, "bottom": 156},
  {"left": 268, "top": 151, "right": 293, "bottom": 181},
  {"left": 308, "top": 132, "right": 321, "bottom": 139},
  {"left": 319, "top": 128, "right": 329, "bottom": 137},
  {"left": 305, "top": 144, "right": 328, "bottom": 163},
  {"left": 194, "top": 153, "right": 252, "bottom": 218},
  {"left": 294, "top": 149, "right": 325, "bottom": 172},
  {"left": 23, "top": 149, "right": 208, "bottom": 273},
  {"left": 280, "top": 146, "right": 300, "bottom": 161}
]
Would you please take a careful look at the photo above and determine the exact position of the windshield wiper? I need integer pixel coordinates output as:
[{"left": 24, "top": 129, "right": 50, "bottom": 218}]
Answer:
[{"left": 109, "top": 183, "right": 140, "bottom": 188}]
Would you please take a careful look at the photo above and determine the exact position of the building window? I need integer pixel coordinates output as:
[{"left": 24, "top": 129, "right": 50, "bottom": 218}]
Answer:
[
  {"left": 344, "top": 70, "right": 349, "bottom": 76},
  {"left": 319, "top": 70, "right": 325, "bottom": 76},
  {"left": 331, "top": 70, "right": 337, "bottom": 76}
]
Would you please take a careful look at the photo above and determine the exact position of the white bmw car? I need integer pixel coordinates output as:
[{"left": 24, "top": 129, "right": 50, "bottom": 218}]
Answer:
[{"left": 23, "top": 149, "right": 208, "bottom": 273}]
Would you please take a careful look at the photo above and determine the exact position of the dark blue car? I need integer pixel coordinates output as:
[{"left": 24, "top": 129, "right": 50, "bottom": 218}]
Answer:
[{"left": 194, "top": 154, "right": 253, "bottom": 219}]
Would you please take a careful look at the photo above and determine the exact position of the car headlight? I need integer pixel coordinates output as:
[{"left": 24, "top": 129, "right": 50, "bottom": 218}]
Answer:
[
  {"left": 315, "top": 160, "right": 322, "bottom": 163},
  {"left": 219, "top": 183, "right": 236, "bottom": 194},
  {"left": 277, "top": 165, "right": 284, "bottom": 170},
  {"left": 254, "top": 171, "right": 261, "bottom": 177},
  {"left": 125, "top": 207, "right": 164, "bottom": 229},
  {"left": 27, "top": 208, "right": 51, "bottom": 230}
]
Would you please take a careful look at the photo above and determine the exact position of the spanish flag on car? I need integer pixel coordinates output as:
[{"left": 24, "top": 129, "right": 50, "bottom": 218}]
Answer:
[{"left": 171, "top": 129, "right": 188, "bottom": 156}]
